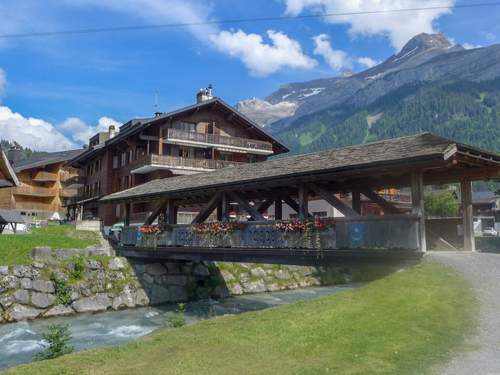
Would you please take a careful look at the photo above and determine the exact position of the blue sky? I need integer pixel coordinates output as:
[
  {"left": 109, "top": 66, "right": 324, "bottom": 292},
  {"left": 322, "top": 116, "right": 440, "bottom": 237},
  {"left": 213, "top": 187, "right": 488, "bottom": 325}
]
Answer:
[{"left": 0, "top": 0, "right": 499, "bottom": 151}]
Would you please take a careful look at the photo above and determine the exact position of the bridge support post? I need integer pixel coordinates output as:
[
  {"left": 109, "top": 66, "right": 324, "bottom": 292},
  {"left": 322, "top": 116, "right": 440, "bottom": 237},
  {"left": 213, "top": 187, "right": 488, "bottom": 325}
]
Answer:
[
  {"left": 411, "top": 171, "right": 426, "bottom": 252},
  {"left": 275, "top": 199, "right": 282, "bottom": 220},
  {"left": 461, "top": 179, "right": 476, "bottom": 252},
  {"left": 166, "top": 199, "right": 177, "bottom": 225},
  {"left": 298, "top": 184, "right": 309, "bottom": 220},
  {"left": 124, "top": 203, "right": 131, "bottom": 226},
  {"left": 352, "top": 191, "right": 361, "bottom": 214}
]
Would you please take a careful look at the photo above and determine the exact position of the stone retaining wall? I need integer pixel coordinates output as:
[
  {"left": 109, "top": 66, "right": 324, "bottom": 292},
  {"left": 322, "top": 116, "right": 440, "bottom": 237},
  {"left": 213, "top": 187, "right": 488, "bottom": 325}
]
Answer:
[{"left": 0, "top": 247, "right": 369, "bottom": 323}]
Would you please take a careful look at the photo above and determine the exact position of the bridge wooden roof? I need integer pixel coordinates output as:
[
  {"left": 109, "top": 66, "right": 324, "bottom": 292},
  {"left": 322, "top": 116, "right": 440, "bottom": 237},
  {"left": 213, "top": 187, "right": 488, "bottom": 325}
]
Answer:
[{"left": 101, "top": 133, "right": 500, "bottom": 204}]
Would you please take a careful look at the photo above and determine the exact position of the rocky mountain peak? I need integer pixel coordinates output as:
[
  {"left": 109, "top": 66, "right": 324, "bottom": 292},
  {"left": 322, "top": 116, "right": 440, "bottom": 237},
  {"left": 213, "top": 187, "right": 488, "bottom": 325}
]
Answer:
[{"left": 398, "top": 32, "right": 453, "bottom": 56}]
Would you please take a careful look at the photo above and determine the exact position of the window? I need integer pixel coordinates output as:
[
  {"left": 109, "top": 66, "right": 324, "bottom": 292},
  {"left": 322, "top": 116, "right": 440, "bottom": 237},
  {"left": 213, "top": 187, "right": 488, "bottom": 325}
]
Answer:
[
  {"left": 178, "top": 146, "right": 192, "bottom": 158},
  {"left": 113, "top": 156, "right": 119, "bottom": 169},
  {"left": 173, "top": 121, "right": 196, "bottom": 132},
  {"left": 121, "top": 152, "right": 127, "bottom": 167}
]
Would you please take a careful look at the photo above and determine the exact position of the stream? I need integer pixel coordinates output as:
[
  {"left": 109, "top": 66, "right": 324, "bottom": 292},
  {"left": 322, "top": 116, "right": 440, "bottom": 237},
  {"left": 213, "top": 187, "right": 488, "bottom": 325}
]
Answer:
[{"left": 0, "top": 284, "right": 359, "bottom": 371}]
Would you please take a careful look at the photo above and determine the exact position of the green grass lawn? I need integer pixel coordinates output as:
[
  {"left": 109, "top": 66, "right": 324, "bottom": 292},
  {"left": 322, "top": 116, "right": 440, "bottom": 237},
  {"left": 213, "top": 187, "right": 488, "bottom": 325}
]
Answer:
[
  {"left": 4, "top": 262, "right": 475, "bottom": 375},
  {"left": 0, "top": 225, "right": 100, "bottom": 266}
]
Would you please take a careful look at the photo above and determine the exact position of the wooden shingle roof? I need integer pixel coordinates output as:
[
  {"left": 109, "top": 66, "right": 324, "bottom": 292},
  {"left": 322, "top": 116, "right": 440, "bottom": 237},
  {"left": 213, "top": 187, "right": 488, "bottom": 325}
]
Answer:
[
  {"left": 0, "top": 151, "right": 19, "bottom": 187},
  {"left": 100, "top": 133, "right": 500, "bottom": 203}
]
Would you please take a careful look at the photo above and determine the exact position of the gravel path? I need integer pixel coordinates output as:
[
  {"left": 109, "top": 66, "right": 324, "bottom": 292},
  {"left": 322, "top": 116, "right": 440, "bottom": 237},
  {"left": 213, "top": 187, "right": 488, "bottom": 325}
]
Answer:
[{"left": 429, "top": 251, "right": 500, "bottom": 375}]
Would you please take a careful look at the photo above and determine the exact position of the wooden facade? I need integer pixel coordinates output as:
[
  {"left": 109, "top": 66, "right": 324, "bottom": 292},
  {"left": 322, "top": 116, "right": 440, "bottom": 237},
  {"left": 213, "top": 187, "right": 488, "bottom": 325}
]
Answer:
[
  {"left": 70, "top": 91, "right": 288, "bottom": 226},
  {"left": 0, "top": 150, "right": 82, "bottom": 221}
]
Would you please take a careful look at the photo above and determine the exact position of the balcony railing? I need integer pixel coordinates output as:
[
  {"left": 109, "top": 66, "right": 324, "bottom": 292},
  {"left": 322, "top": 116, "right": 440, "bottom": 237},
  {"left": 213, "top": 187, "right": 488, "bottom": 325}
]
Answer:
[
  {"left": 33, "top": 171, "right": 58, "bottom": 182},
  {"left": 166, "top": 129, "right": 274, "bottom": 154},
  {"left": 120, "top": 215, "right": 420, "bottom": 251},
  {"left": 14, "top": 202, "right": 55, "bottom": 211},
  {"left": 60, "top": 188, "right": 78, "bottom": 198},
  {"left": 13, "top": 185, "right": 58, "bottom": 197},
  {"left": 131, "top": 154, "right": 242, "bottom": 174}
]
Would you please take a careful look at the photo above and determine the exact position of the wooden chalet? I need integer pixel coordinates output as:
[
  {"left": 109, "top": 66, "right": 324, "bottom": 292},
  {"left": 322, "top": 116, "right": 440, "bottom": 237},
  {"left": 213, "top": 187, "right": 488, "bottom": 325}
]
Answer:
[
  {"left": 70, "top": 86, "right": 288, "bottom": 226},
  {"left": 0, "top": 149, "right": 83, "bottom": 221},
  {"left": 101, "top": 133, "right": 500, "bottom": 264}
]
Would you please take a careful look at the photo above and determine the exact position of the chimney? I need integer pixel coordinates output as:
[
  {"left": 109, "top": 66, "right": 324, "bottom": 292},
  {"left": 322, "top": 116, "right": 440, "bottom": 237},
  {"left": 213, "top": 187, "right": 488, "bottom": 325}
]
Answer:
[
  {"left": 7, "top": 147, "right": 22, "bottom": 165},
  {"left": 154, "top": 112, "right": 162, "bottom": 117},
  {"left": 108, "top": 125, "right": 117, "bottom": 139},
  {"left": 196, "top": 84, "right": 214, "bottom": 103}
]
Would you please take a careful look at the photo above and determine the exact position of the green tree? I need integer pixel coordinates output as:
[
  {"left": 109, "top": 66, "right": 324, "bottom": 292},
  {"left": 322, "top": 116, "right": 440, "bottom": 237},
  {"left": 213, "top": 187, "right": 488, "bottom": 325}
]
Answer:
[
  {"left": 34, "top": 324, "right": 74, "bottom": 361},
  {"left": 424, "top": 191, "right": 460, "bottom": 217}
]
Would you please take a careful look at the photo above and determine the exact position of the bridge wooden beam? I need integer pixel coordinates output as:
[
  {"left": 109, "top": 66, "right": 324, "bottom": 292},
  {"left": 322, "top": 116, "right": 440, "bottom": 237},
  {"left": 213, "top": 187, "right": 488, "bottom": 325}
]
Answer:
[
  {"left": 124, "top": 203, "right": 131, "bottom": 226},
  {"left": 257, "top": 198, "right": 274, "bottom": 214},
  {"left": 228, "top": 192, "right": 265, "bottom": 221},
  {"left": 274, "top": 199, "right": 283, "bottom": 220},
  {"left": 282, "top": 196, "right": 312, "bottom": 218},
  {"left": 352, "top": 191, "right": 361, "bottom": 214},
  {"left": 411, "top": 171, "right": 426, "bottom": 252},
  {"left": 192, "top": 193, "right": 222, "bottom": 224},
  {"left": 307, "top": 183, "right": 360, "bottom": 217},
  {"left": 144, "top": 197, "right": 169, "bottom": 225},
  {"left": 298, "top": 184, "right": 309, "bottom": 220},
  {"left": 461, "top": 179, "right": 475, "bottom": 252},
  {"left": 360, "top": 189, "right": 403, "bottom": 214},
  {"left": 166, "top": 199, "right": 177, "bottom": 224}
]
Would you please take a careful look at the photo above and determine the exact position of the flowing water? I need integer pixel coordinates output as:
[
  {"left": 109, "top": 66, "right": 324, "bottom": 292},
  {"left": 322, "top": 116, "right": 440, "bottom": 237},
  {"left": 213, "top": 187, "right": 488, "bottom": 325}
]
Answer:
[{"left": 0, "top": 284, "right": 359, "bottom": 371}]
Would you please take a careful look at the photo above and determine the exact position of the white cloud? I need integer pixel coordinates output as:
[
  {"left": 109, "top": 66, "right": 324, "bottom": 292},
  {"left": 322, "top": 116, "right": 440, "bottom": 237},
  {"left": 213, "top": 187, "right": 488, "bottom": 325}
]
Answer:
[
  {"left": 58, "top": 116, "right": 121, "bottom": 145},
  {"left": 462, "top": 43, "right": 482, "bottom": 50},
  {"left": 312, "top": 34, "right": 351, "bottom": 71},
  {"left": 0, "top": 106, "right": 76, "bottom": 151},
  {"left": 210, "top": 30, "right": 317, "bottom": 76},
  {"left": 283, "top": 0, "right": 455, "bottom": 49},
  {"left": 357, "top": 56, "right": 379, "bottom": 68}
]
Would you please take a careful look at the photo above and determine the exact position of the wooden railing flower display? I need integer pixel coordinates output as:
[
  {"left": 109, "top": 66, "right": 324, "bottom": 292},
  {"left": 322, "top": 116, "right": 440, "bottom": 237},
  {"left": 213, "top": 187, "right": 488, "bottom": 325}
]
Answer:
[
  {"left": 274, "top": 218, "right": 336, "bottom": 250},
  {"left": 192, "top": 222, "right": 245, "bottom": 247},
  {"left": 138, "top": 224, "right": 162, "bottom": 247}
]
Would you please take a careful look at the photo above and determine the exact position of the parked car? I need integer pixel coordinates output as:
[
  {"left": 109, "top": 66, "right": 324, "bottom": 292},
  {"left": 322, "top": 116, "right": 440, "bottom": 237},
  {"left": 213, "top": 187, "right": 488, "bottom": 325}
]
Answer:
[
  {"left": 108, "top": 222, "right": 124, "bottom": 242},
  {"left": 482, "top": 227, "right": 498, "bottom": 237}
]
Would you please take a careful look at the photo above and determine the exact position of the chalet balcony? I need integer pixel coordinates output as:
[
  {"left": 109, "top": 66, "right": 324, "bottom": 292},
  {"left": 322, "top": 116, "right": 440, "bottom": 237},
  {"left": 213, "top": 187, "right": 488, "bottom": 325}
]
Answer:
[
  {"left": 59, "top": 188, "right": 78, "bottom": 198},
  {"left": 13, "top": 185, "right": 58, "bottom": 198},
  {"left": 165, "top": 129, "right": 274, "bottom": 155},
  {"left": 130, "top": 154, "right": 242, "bottom": 175},
  {"left": 32, "top": 171, "right": 58, "bottom": 182},
  {"left": 121, "top": 215, "right": 419, "bottom": 256}
]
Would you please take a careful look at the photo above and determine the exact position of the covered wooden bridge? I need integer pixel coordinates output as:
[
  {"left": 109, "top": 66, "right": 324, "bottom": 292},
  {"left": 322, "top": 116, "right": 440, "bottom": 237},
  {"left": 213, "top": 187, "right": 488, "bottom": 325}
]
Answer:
[{"left": 101, "top": 133, "right": 500, "bottom": 265}]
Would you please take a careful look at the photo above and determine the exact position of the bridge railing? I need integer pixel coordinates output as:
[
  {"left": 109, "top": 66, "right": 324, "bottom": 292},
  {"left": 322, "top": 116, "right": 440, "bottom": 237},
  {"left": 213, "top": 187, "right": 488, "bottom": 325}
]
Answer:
[{"left": 120, "top": 215, "right": 421, "bottom": 251}]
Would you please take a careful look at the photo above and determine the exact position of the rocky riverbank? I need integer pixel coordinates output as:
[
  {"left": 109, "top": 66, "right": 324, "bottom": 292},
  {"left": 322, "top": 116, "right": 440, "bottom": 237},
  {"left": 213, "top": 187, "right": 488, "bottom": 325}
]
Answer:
[{"left": 0, "top": 246, "right": 369, "bottom": 323}]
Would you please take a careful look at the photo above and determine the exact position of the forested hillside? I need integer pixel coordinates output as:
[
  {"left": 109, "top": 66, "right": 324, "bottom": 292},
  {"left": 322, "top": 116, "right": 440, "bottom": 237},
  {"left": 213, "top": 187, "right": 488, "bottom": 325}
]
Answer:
[
  {"left": 276, "top": 79, "right": 500, "bottom": 155},
  {"left": 0, "top": 140, "right": 46, "bottom": 162}
]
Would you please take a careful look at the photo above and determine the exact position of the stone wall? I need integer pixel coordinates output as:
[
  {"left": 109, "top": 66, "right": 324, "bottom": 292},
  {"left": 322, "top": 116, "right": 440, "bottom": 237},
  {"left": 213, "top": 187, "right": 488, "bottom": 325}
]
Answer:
[{"left": 0, "top": 246, "right": 374, "bottom": 324}]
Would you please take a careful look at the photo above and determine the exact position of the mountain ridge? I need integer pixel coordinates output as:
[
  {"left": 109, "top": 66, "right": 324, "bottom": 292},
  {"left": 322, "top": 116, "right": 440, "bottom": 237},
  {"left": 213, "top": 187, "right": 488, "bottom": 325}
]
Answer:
[{"left": 236, "top": 33, "right": 500, "bottom": 156}]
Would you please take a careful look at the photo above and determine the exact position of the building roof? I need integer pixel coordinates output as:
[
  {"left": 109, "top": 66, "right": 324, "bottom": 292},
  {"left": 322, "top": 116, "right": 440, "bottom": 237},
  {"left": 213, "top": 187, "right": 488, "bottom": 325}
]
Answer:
[
  {"left": 0, "top": 209, "right": 25, "bottom": 224},
  {"left": 71, "top": 97, "right": 289, "bottom": 165},
  {"left": 13, "top": 149, "right": 84, "bottom": 172},
  {"left": 0, "top": 150, "right": 19, "bottom": 187},
  {"left": 101, "top": 133, "right": 500, "bottom": 203}
]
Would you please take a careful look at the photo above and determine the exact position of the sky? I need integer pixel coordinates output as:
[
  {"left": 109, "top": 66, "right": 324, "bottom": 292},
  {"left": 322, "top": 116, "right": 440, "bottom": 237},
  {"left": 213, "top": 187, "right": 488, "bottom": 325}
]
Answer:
[{"left": 0, "top": 0, "right": 499, "bottom": 151}]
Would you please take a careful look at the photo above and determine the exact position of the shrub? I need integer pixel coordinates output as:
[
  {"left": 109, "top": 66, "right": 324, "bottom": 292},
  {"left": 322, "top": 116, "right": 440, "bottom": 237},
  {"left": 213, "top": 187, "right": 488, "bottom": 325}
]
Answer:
[
  {"left": 69, "top": 256, "right": 86, "bottom": 281},
  {"left": 165, "top": 303, "right": 187, "bottom": 328},
  {"left": 34, "top": 324, "right": 74, "bottom": 361},
  {"left": 51, "top": 273, "right": 72, "bottom": 306}
]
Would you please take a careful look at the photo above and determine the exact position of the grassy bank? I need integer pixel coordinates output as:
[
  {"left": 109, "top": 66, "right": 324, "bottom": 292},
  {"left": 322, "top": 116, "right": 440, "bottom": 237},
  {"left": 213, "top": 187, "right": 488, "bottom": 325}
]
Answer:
[
  {"left": 4, "top": 262, "right": 475, "bottom": 375},
  {"left": 0, "top": 225, "right": 99, "bottom": 266}
]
